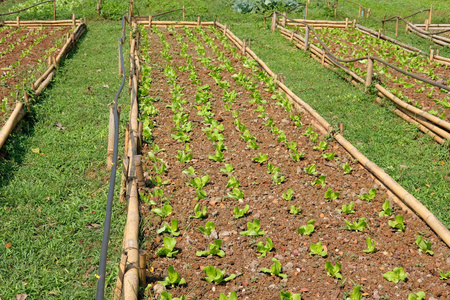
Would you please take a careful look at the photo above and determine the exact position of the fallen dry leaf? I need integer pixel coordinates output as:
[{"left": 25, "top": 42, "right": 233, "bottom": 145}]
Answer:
[{"left": 5, "top": 242, "right": 12, "bottom": 248}]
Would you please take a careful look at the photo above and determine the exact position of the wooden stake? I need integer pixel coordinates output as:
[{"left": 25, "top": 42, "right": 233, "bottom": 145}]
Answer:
[
  {"left": 395, "top": 17, "right": 399, "bottom": 37},
  {"left": 53, "top": 0, "right": 56, "bottom": 21},
  {"left": 113, "top": 251, "right": 128, "bottom": 300},
  {"left": 242, "top": 39, "right": 246, "bottom": 55},
  {"left": 334, "top": 8, "right": 337, "bottom": 17},
  {"left": 304, "top": 26, "right": 310, "bottom": 51},
  {"left": 367, "top": 8, "right": 370, "bottom": 18},
  {"left": 305, "top": 3, "right": 308, "bottom": 20},
  {"left": 353, "top": 19, "right": 356, "bottom": 28},
  {"left": 148, "top": 15, "right": 152, "bottom": 28},
  {"left": 365, "top": 57, "right": 373, "bottom": 91},
  {"left": 430, "top": 48, "right": 434, "bottom": 62},
  {"left": 72, "top": 13, "right": 75, "bottom": 29},
  {"left": 377, "top": 29, "right": 381, "bottom": 39},
  {"left": 139, "top": 251, "right": 147, "bottom": 287},
  {"left": 289, "top": 31, "right": 294, "bottom": 41},
  {"left": 429, "top": 4, "right": 433, "bottom": 26},
  {"left": 124, "top": 122, "right": 130, "bottom": 159},
  {"left": 197, "top": 16, "right": 201, "bottom": 26},
  {"left": 405, "top": 23, "right": 409, "bottom": 34},
  {"left": 52, "top": 56, "right": 56, "bottom": 68},
  {"left": 182, "top": 5, "right": 185, "bottom": 21},
  {"left": 425, "top": 18, "right": 429, "bottom": 32},
  {"left": 345, "top": 18, "right": 348, "bottom": 29},
  {"left": 271, "top": 12, "right": 277, "bottom": 32},
  {"left": 16, "top": 16, "right": 20, "bottom": 27},
  {"left": 321, "top": 51, "right": 325, "bottom": 65},
  {"left": 339, "top": 122, "right": 344, "bottom": 134},
  {"left": 278, "top": 73, "right": 284, "bottom": 84},
  {"left": 358, "top": 5, "right": 361, "bottom": 17},
  {"left": 135, "top": 155, "right": 145, "bottom": 187},
  {"left": 282, "top": 12, "right": 286, "bottom": 27}
]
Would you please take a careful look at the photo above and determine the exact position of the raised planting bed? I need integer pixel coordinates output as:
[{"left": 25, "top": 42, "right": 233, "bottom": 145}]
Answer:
[{"left": 133, "top": 24, "right": 450, "bottom": 299}]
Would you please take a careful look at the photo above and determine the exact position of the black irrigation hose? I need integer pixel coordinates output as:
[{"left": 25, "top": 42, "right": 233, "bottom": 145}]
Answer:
[
  {"left": 0, "top": 0, "right": 54, "bottom": 16},
  {"left": 95, "top": 16, "right": 126, "bottom": 300}
]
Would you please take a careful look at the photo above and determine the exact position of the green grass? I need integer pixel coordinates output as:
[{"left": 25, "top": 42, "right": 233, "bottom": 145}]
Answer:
[{"left": 0, "top": 21, "right": 128, "bottom": 298}]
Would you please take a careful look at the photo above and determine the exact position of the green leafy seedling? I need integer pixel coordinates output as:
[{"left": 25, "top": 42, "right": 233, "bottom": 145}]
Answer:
[
  {"left": 312, "top": 175, "right": 326, "bottom": 187},
  {"left": 240, "top": 219, "right": 265, "bottom": 236},
  {"left": 156, "top": 237, "right": 179, "bottom": 258},
  {"left": 324, "top": 188, "right": 340, "bottom": 201},
  {"left": 313, "top": 141, "right": 328, "bottom": 151},
  {"left": 248, "top": 139, "right": 260, "bottom": 150},
  {"left": 154, "top": 163, "right": 168, "bottom": 174},
  {"left": 160, "top": 291, "right": 186, "bottom": 300},
  {"left": 304, "top": 164, "right": 318, "bottom": 175},
  {"left": 416, "top": 235, "right": 433, "bottom": 255},
  {"left": 157, "top": 219, "right": 180, "bottom": 236},
  {"left": 322, "top": 152, "right": 336, "bottom": 161},
  {"left": 346, "top": 285, "right": 363, "bottom": 300},
  {"left": 196, "top": 221, "right": 215, "bottom": 235},
  {"left": 220, "top": 163, "right": 234, "bottom": 173},
  {"left": 325, "top": 261, "right": 342, "bottom": 279},
  {"left": 338, "top": 202, "right": 355, "bottom": 214},
  {"left": 148, "top": 151, "right": 163, "bottom": 162},
  {"left": 189, "top": 203, "right": 207, "bottom": 219},
  {"left": 253, "top": 153, "right": 268, "bottom": 164},
  {"left": 310, "top": 241, "right": 327, "bottom": 257},
  {"left": 408, "top": 291, "right": 425, "bottom": 300},
  {"left": 177, "top": 150, "right": 193, "bottom": 163},
  {"left": 226, "top": 176, "right": 240, "bottom": 188},
  {"left": 282, "top": 188, "right": 294, "bottom": 200},
  {"left": 439, "top": 269, "right": 450, "bottom": 280},
  {"left": 152, "top": 202, "right": 173, "bottom": 218},
  {"left": 233, "top": 205, "right": 249, "bottom": 219},
  {"left": 203, "top": 266, "right": 236, "bottom": 284},
  {"left": 267, "top": 162, "right": 280, "bottom": 174},
  {"left": 379, "top": 200, "right": 393, "bottom": 217},
  {"left": 158, "top": 266, "right": 186, "bottom": 287},
  {"left": 359, "top": 188, "right": 376, "bottom": 201},
  {"left": 272, "top": 171, "right": 285, "bottom": 185},
  {"left": 290, "top": 205, "right": 302, "bottom": 215},
  {"left": 297, "top": 220, "right": 315, "bottom": 235},
  {"left": 213, "top": 292, "right": 237, "bottom": 300},
  {"left": 228, "top": 187, "right": 244, "bottom": 200},
  {"left": 150, "top": 175, "right": 169, "bottom": 187},
  {"left": 342, "top": 162, "right": 353, "bottom": 174},
  {"left": 388, "top": 215, "right": 405, "bottom": 231},
  {"left": 363, "top": 237, "right": 376, "bottom": 253},
  {"left": 209, "top": 149, "right": 224, "bottom": 162},
  {"left": 383, "top": 267, "right": 407, "bottom": 283},
  {"left": 260, "top": 258, "right": 287, "bottom": 279},
  {"left": 256, "top": 237, "right": 273, "bottom": 258},
  {"left": 182, "top": 166, "right": 196, "bottom": 175},
  {"left": 196, "top": 240, "right": 225, "bottom": 257},
  {"left": 345, "top": 218, "right": 367, "bottom": 232},
  {"left": 280, "top": 290, "right": 302, "bottom": 300}
]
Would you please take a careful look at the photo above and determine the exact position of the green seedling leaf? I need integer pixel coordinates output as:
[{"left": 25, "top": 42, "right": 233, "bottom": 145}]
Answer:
[
  {"left": 388, "top": 215, "right": 405, "bottom": 231},
  {"left": 290, "top": 149, "right": 305, "bottom": 161},
  {"left": 182, "top": 166, "right": 196, "bottom": 176},
  {"left": 290, "top": 205, "right": 302, "bottom": 215},
  {"left": 346, "top": 285, "right": 362, "bottom": 300},
  {"left": 196, "top": 221, "right": 215, "bottom": 235},
  {"left": 148, "top": 151, "right": 163, "bottom": 162},
  {"left": 158, "top": 266, "right": 186, "bottom": 287},
  {"left": 312, "top": 175, "right": 326, "bottom": 187},
  {"left": 408, "top": 291, "right": 425, "bottom": 300},
  {"left": 177, "top": 150, "right": 193, "bottom": 163},
  {"left": 310, "top": 241, "right": 327, "bottom": 257},
  {"left": 383, "top": 267, "right": 407, "bottom": 283},
  {"left": 157, "top": 219, "right": 180, "bottom": 236},
  {"left": 280, "top": 290, "right": 302, "bottom": 300},
  {"left": 150, "top": 175, "right": 169, "bottom": 187},
  {"left": 171, "top": 131, "right": 191, "bottom": 143},
  {"left": 297, "top": 220, "right": 315, "bottom": 235},
  {"left": 196, "top": 239, "right": 225, "bottom": 257},
  {"left": 160, "top": 291, "right": 186, "bottom": 300},
  {"left": 263, "top": 118, "right": 273, "bottom": 127},
  {"left": 233, "top": 205, "right": 249, "bottom": 219},
  {"left": 272, "top": 171, "right": 285, "bottom": 185},
  {"left": 212, "top": 292, "right": 237, "bottom": 300},
  {"left": 220, "top": 163, "right": 234, "bottom": 173},
  {"left": 203, "top": 266, "right": 236, "bottom": 284},
  {"left": 152, "top": 202, "right": 173, "bottom": 218},
  {"left": 226, "top": 176, "right": 240, "bottom": 188},
  {"left": 304, "top": 164, "right": 318, "bottom": 175},
  {"left": 267, "top": 162, "right": 280, "bottom": 174},
  {"left": 240, "top": 219, "right": 265, "bottom": 236},
  {"left": 156, "top": 237, "right": 179, "bottom": 258},
  {"left": 282, "top": 188, "right": 294, "bottom": 201},
  {"left": 260, "top": 258, "right": 287, "bottom": 279},
  {"left": 247, "top": 139, "right": 260, "bottom": 150},
  {"left": 253, "top": 153, "right": 268, "bottom": 165},
  {"left": 189, "top": 203, "right": 207, "bottom": 219},
  {"left": 379, "top": 200, "right": 393, "bottom": 217},
  {"left": 188, "top": 175, "right": 209, "bottom": 189},
  {"left": 256, "top": 237, "right": 273, "bottom": 258},
  {"left": 439, "top": 269, "right": 450, "bottom": 280},
  {"left": 324, "top": 188, "right": 340, "bottom": 201},
  {"left": 345, "top": 217, "right": 367, "bottom": 232},
  {"left": 325, "top": 261, "right": 342, "bottom": 279},
  {"left": 338, "top": 202, "right": 355, "bottom": 214},
  {"left": 195, "top": 188, "right": 207, "bottom": 200},
  {"left": 313, "top": 141, "right": 328, "bottom": 151},
  {"left": 416, "top": 235, "right": 433, "bottom": 255},
  {"left": 342, "top": 162, "right": 353, "bottom": 174},
  {"left": 363, "top": 237, "right": 376, "bottom": 253},
  {"left": 322, "top": 152, "right": 336, "bottom": 161},
  {"left": 208, "top": 149, "right": 224, "bottom": 162},
  {"left": 228, "top": 187, "right": 244, "bottom": 200},
  {"left": 359, "top": 189, "right": 376, "bottom": 201}
]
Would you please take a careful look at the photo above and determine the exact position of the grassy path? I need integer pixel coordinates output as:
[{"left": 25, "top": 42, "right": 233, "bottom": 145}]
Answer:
[{"left": 0, "top": 21, "right": 127, "bottom": 298}]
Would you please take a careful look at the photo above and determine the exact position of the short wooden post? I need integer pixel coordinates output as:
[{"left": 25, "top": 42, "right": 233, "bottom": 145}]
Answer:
[
  {"left": 53, "top": 0, "right": 56, "bottom": 20},
  {"left": 366, "top": 8, "right": 370, "bottom": 18},
  {"left": 197, "top": 16, "right": 201, "bottom": 26},
  {"left": 52, "top": 55, "right": 56, "bottom": 68},
  {"left": 242, "top": 39, "right": 246, "bottom": 55},
  {"left": 16, "top": 16, "right": 20, "bottom": 27},
  {"left": 271, "top": 12, "right": 277, "bottom": 32},
  {"left": 377, "top": 29, "right": 381, "bottom": 39},
  {"left": 182, "top": 5, "right": 185, "bottom": 21},
  {"left": 282, "top": 12, "right": 286, "bottom": 27},
  {"left": 395, "top": 17, "right": 399, "bottom": 37},
  {"left": 148, "top": 15, "right": 152, "bottom": 28},
  {"left": 129, "top": 0, "right": 134, "bottom": 18},
  {"left": 48, "top": 56, "right": 52, "bottom": 66},
  {"left": 289, "top": 31, "right": 294, "bottom": 41},
  {"left": 124, "top": 122, "right": 130, "bottom": 163},
  {"left": 135, "top": 155, "right": 145, "bottom": 187},
  {"left": 139, "top": 251, "right": 147, "bottom": 287},
  {"left": 430, "top": 48, "right": 434, "bottom": 62},
  {"left": 113, "top": 251, "right": 128, "bottom": 300},
  {"left": 365, "top": 56, "right": 373, "bottom": 91},
  {"left": 304, "top": 26, "right": 310, "bottom": 51},
  {"left": 358, "top": 5, "right": 361, "bottom": 17},
  {"left": 353, "top": 19, "right": 356, "bottom": 28},
  {"left": 24, "top": 92, "right": 30, "bottom": 110},
  {"left": 138, "top": 121, "right": 143, "bottom": 153},
  {"left": 72, "top": 13, "right": 75, "bottom": 29},
  {"left": 305, "top": 3, "right": 308, "bottom": 19},
  {"left": 339, "top": 122, "right": 344, "bottom": 134},
  {"left": 278, "top": 73, "right": 284, "bottom": 84},
  {"left": 334, "top": 7, "right": 337, "bottom": 17},
  {"left": 429, "top": 4, "right": 433, "bottom": 26},
  {"left": 405, "top": 23, "right": 409, "bottom": 34},
  {"left": 425, "top": 19, "right": 429, "bottom": 31},
  {"left": 436, "top": 49, "right": 440, "bottom": 57},
  {"left": 345, "top": 18, "right": 348, "bottom": 29}
]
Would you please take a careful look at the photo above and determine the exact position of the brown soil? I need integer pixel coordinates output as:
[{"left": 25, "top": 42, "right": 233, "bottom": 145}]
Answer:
[{"left": 137, "top": 26, "right": 450, "bottom": 300}]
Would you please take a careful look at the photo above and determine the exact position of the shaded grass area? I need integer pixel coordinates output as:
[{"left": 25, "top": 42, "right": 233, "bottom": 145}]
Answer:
[
  {"left": 138, "top": 1, "right": 450, "bottom": 227},
  {"left": 0, "top": 21, "right": 128, "bottom": 298}
]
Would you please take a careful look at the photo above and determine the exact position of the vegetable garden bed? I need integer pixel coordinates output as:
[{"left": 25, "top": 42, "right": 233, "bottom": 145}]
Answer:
[{"left": 130, "top": 23, "right": 450, "bottom": 300}]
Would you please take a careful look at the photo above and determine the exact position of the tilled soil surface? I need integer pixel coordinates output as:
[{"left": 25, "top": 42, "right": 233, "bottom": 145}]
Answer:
[{"left": 137, "top": 26, "right": 450, "bottom": 299}]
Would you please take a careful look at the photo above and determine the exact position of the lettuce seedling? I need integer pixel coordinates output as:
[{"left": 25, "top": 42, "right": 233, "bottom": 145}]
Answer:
[
  {"left": 408, "top": 291, "right": 425, "bottom": 300},
  {"left": 389, "top": 215, "right": 405, "bottom": 231},
  {"left": 383, "top": 267, "right": 407, "bottom": 283},
  {"left": 290, "top": 205, "right": 302, "bottom": 215},
  {"left": 338, "top": 202, "right": 355, "bottom": 214},
  {"left": 253, "top": 153, "right": 268, "bottom": 165},
  {"left": 189, "top": 203, "right": 207, "bottom": 219},
  {"left": 196, "top": 221, "right": 215, "bottom": 235},
  {"left": 234, "top": 119, "right": 246, "bottom": 132},
  {"left": 346, "top": 285, "right": 363, "bottom": 300},
  {"left": 263, "top": 118, "right": 273, "bottom": 127},
  {"left": 359, "top": 189, "right": 376, "bottom": 201},
  {"left": 241, "top": 130, "right": 255, "bottom": 142},
  {"left": 272, "top": 171, "right": 285, "bottom": 185},
  {"left": 439, "top": 269, "right": 450, "bottom": 280},
  {"left": 158, "top": 266, "right": 186, "bottom": 287},
  {"left": 209, "top": 149, "right": 224, "bottom": 162},
  {"left": 322, "top": 152, "right": 336, "bottom": 161},
  {"left": 309, "top": 132, "right": 318, "bottom": 142},
  {"left": 240, "top": 219, "right": 265, "bottom": 236},
  {"left": 203, "top": 266, "right": 236, "bottom": 284},
  {"left": 345, "top": 218, "right": 367, "bottom": 232},
  {"left": 290, "top": 149, "right": 305, "bottom": 161},
  {"left": 156, "top": 237, "right": 179, "bottom": 258},
  {"left": 280, "top": 290, "right": 302, "bottom": 300},
  {"left": 157, "top": 219, "right": 180, "bottom": 236},
  {"left": 226, "top": 176, "right": 240, "bottom": 188},
  {"left": 177, "top": 150, "right": 192, "bottom": 163},
  {"left": 189, "top": 175, "right": 209, "bottom": 189},
  {"left": 282, "top": 188, "right": 294, "bottom": 201},
  {"left": 325, "top": 261, "right": 342, "bottom": 279},
  {"left": 248, "top": 139, "right": 260, "bottom": 150},
  {"left": 342, "top": 162, "right": 353, "bottom": 174},
  {"left": 171, "top": 132, "right": 191, "bottom": 143},
  {"left": 148, "top": 151, "right": 163, "bottom": 162},
  {"left": 150, "top": 175, "right": 169, "bottom": 187},
  {"left": 304, "top": 164, "right": 318, "bottom": 175},
  {"left": 363, "top": 237, "right": 376, "bottom": 253},
  {"left": 152, "top": 202, "right": 173, "bottom": 218},
  {"left": 260, "top": 258, "right": 287, "bottom": 279},
  {"left": 267, "top": 162, "right": 280, "bottom": 174},
  {"left": 160, "top": 291, "right": 186, "bottom": 300},
  {"left": 312, "top": 175, "right": 326, "bottom": 187},
  {"left": 324, "top": 188, "right": 340, "bottom": 201},
  {"left": 303, "top": 126, "right": 314, "bottom": 136},
  {"left": 220, "top": 163, "right": 234, "bottom": 173},
  {"left": 154, "top": 163, "right": 168, "bottom": 174},
  {"left": 233, "top": 205, "right": 249, "bottom": 218},
  {"left": 297, "top": 220, "right": 315, "bottom": 235},
  {"left": 313, "top": 141, "right": 328, "bottom": 151},
  {"left": 228, "top": 188, "right": 244, "bottom": 200},
  {"left": 379, "top": 200, "right": 393, "bottom": 217},
  {"left": 212, "top": 292, "right": 237, "bottom": 300},
  {"left": 182, "top": 166, "right": 196, "bottom": 176},
  {"left": 415, "top": 235, "right": 433, "bottom": 255},
  {"left": 257, "top": 237, "right": 273, "bottom": 258},
  {"left": 310, "top": 241, "right": 327, "bottom": 257},
  {"left": 196, "top": 240, "right": 225, "bottom": 257},
  {"left": 223, "top": 90, "right": 237, "bottom": 103}
]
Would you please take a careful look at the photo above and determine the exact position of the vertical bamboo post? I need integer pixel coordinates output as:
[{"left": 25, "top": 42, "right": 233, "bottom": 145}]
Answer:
[
  {"left": 271, "top": 12, "right": 277, "bottom": 32},
  {"left": 182, "top": 5, "right": 185, "bottom": 21},
  {"left": 282, "top": 12, "right": 286, "bottom": 27},
  {"left": 430, "top": 47, "right": 434, "bottom": 62},
  {"left": 377, "top": 29, "right": 381, "bottom": 39},
  {"left": 353, "top": 19, "right": 356, "bottom": 28},
  {"left": 72, "top": 13, "right": 75, "bottom": 29},
  {"left": 395, "top": 17, "right": 399, "bottom": 36},
  {"left": 367, "top": 8, "right": 370, "bottom": 18},
  {"left": 321, "top": 51, "right": 326, "bottom": 65},
  {"left": 139, "top": 251, "right": 147, "bottom": 287},
  {"left": 242, "top": 39, "right": 246, "bottom": 55},
  {"left": 365, "top": 57, "right": 373, "bottom": 91},
  {"left": 436, "top": 49, "right": 440, "bottom": 57},
  {"left": 305, "top": 3, "right": 308, "bottom": 19},
  {"left": 339, "top": 122, "right": 344, "bottom": 134},
  {"left": 52, "top": 55, "right": 56, "bottom": 68},
  {"left": 345, "top": 18, "right": 348, "bottom": 29},
  {"left": 304, "top": 25, "right": 310, "bottom": 51},
  {"left": 405, "top": 23, "right": 409, "bottom": 34},
  {"left": 334, "top": 7, "right": 337, "bottom": 17},
  {"left": 135, "top": 155, "right": 145, "bottom": 187},
  {"left": 358, "top": 5, "right": 361, "bottom": 17},
  {"left": 113, "top": 251, "right": 128, "bottom": 300},
  {"left": 197, "top": 16, "right": 201, "bottom": 26},
  {"left": 148, "top": 15, "right": 152, "bottom": 29},
  {"left": 429, "top": 4, "right": 433, "bottom": 26},
  {"left": 16, "top": 16, "right": 20, "bottom": 27},
  {"left": 425, "top": 19, "right": 429, "bottom": 31},
  {"left": 130, "top": 0, "right": 134, "bottom": 18},
  {"left": 289, "top": 31, "right": 294, "bottom": 41},
  {"left": 53, "top": 0, "right": 56, "bottom": 20}
]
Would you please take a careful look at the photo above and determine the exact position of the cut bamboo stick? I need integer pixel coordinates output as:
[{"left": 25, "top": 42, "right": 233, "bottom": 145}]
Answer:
[
  {"left": 112, "top": 251, "right": 128, "bottom": 300},
  {"left": 33, "top": 65, "right": 55, "bottom": 89},
  {"left": 0, "top": 103, "right": 26, "bottom": 150},
  {"left": 365, "top": 57, "right": 373, "bottom": 90},
  {"left": 139, "top": 251, "right": 147, "bottom": 287},
  {"left": 35, "top": 69, "right": 55, "bottom": 96}
]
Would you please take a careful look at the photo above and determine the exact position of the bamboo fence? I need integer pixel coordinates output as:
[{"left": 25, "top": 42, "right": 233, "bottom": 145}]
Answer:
[
  {"left": 115, "top": 16, "right": 450, "bottom": 299},
  {"left": 0, "top": 18, "right": 86, "bottom": 151}
]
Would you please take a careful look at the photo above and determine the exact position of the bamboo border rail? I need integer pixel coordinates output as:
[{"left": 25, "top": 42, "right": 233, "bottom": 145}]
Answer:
[{"left": 0, "top": 18, "right": 86, "bottom": 151}]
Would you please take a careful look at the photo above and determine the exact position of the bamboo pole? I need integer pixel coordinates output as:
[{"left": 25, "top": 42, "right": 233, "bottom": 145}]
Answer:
[
  {"left": 113, "top": 251, "right": 128, "bottom": 300},
  {"left": 107, "top": 106, "right": 121, "bottom": 170},
  {"left": 282, "top": 12, "right": 286, "bottom": 27},
  {"left": 365, "top": 57, "right": 373, "bottom": 90},
  {"left": 183, "top": 6, "right": 185, "bottom": 21},
  {"left": 135, "top": 155, "right": 145, "bottom": 188},
  {"left": 119, "top": 156, "right": 129, "bottom": 204},
  {"left": 429, "top": 48, "right": 434, "bottom": 62},
  {"left": 35, "top": 69, "right": 55, "bottom": 96},
  {"left": 400, "top": 107, "right": 450, "bottom": 141},
  {"left": 305, "top": 3, "right": 308, "bottom": 19},
  {"left": 72, "top": 13, "right": 75, "bottom": 29},
  {"left": 197, "top": 16, "right": 201, "bottom": 26},
  {"left": 139, "top": 251, "right": 147, "bottom": 287},
  {"left": 345, "top": 18, "right": 348, "bottom": 29},
  {"left": 33, "top": 65, "right": 55, "bottom": 89},
  {"left": 271, "top": 12, "right": 277, "bottom": 32},
  {"left": 395, "top": 17, "right": 399, "bottom": 36},
  {"left": 428, "top": 4, "right": 433, "bottom": 27},
  {"left": 0, "top": 103, "right": 25, "bottom": 150},
  {"left": 242, "top": 39, "right": 246, "bottom": 55},
  {"left": 53, "top": 0, "right": 56, "bottom": 20}
]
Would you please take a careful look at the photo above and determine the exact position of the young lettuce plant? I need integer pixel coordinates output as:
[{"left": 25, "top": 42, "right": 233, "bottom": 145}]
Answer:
[
  {"left": 313, "top": 141, "right": 328, "bottom": 151},
  {"left": 439, "top": 269, "right": 450, "bottom": 280},
  {"left": 257, "top": 237, "right": 273, "bottom": 258},
  {"left": 346, "top": 286, "right": 363, "bottom": 300},
  {"left": 272, "top": 171, "right": 285, "bottom": 185},
  {"left": 182, "top": 166, "right": 196, "bottom": 176},
  {"left": 212, "top": 292, "right": 237, "bottom": 300},
  {"left": 363, "top": 237, "right": 377, "bottom": 253},
  {"left": 322, "top": 152, "right": 336, "bottom": 161},
  {"left": 228, "top": 188, "right": 244, "bottom": 200},
  {"left": 359, "top": 189, "right": 376, "bottom": 201},
  {"left": 158, "top": 266, "right": 186, "bottom": 287},
  {"left": 203, "top": 266, "right": 236, "bottom": 284},
  {"left": 156, "top": 237, "right": 179, "bottom": 258},
  {"left": 338, "top": 202, "right": 355, "bottom": 214},
  {"left": 220, "top": 163, "right": 234, "bottom": 173},
  {"left": 383, "top": 267, "right": 407, "bottom": 283},
  {"left": 196, "top": 221, "right": 215, "bottom": 235},
  {"left": 282, "top": 188, "right": 294, "bottom": 200},
  {"left": 152, "top": 202, "right": 173, "bottom": 218},
  {"left": 240, "top": 219, "right": 265, "bottom": 236},
  {"left": 312, "top": 175, "right": 326, "bottom": 187},
  {"left": 342, "top": 162, "right": 353, "bottom": 174},
  {"left": 196, "top": 240, "right": 225, "bottom": 257},
  {"left": 260, "top": 258, "right": 288, "bottom": 279},
  {"left": 310, "top": 241, "right": 327, "bottom": 257},
  {"left": 226, "top": 176, "right": 240, "bottom": 188},
  {"left": 209, "top": 149, "right": 224, "bottom": 162},
  {"left": 297, "top": 220, "right": 315, "bottom": 235},
  {"left": 160, "top": 291, "right": 186, "bottom": 300},
  {"left": 389, "top": 215, "right": 406, "bottom": 231},
  {"left": 290, "top": 205, "right": 302, "bottom": 215},
  {"left": 177, "top": 150, "right": 193, "bottom": 163},
  {"left": 253, "top": 153, "right": 268, "bottom": 165},
  {"left": 325, "top": 261, "right": 343, "bottom": 279},
  {"left": 415, "top": 235, "right": 433, "bottom": 255},
  {"left": 379, "top": 200, "right": 393, "bottom": 217},
  {"left": 233, "top": 205, "right": 249, "bottom": 218},
  {"left": 408, "top": 291, "right": 426, "bottom": 300},
  {"left": 345, "top": 218, "right": 368, "bottom": 232},
  {"left": 280, "top": 290, "right": 302, "bottom": 300},
  {"left": 157, "top": 219, "right": 181, "bottom": 236},
  {"left": 267, "top": 162, "right": 280, "bottom": 174},
  {"left": 189, "top": 203, "right": 207, "bottom": 219},
  {"left": 304, "top": 164, "right": 318, "bottom": 175},
  {"left": 324, "top": 188, "right": 340, "bottom": 201}
]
